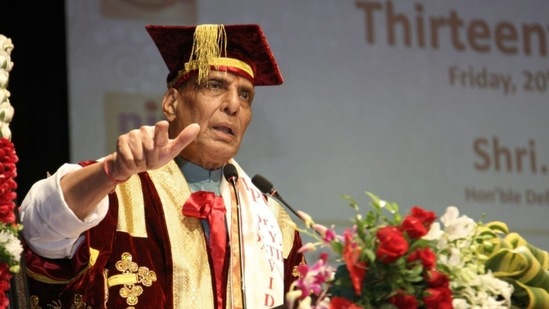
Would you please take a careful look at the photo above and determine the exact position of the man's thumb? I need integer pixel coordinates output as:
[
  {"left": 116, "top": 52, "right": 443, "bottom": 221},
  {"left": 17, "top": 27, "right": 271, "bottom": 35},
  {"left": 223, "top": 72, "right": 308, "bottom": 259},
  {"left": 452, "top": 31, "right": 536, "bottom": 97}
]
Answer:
[{"left": 171, "top": 123, "right": 200, "bottom": 154}]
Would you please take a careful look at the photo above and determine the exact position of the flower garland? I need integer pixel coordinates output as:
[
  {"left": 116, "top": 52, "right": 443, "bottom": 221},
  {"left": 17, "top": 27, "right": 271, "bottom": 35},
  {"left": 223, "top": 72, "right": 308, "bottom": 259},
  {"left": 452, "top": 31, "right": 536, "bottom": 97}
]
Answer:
[
  {"left": 0, "top": 34, "right": 23, "bottom": 308},
  {"left": 287, "top": 192, "right": 549, "bottom": 309}
]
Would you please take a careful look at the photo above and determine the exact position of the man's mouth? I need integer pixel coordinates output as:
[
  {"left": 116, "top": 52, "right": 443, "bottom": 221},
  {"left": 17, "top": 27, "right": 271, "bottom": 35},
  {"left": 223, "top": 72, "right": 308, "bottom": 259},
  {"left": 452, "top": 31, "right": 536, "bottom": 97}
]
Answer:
[{"left": 214, "top": 126, "right": 234, "bottom": 135}]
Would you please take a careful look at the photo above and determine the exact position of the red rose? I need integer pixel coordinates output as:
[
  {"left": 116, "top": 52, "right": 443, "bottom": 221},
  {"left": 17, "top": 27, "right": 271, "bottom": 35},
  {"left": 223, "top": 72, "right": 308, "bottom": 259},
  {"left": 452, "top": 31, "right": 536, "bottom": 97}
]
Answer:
[
  {"left": 410, "top": 206, "right": 436, "bottom": 226},
  {"left": 376, "top": 226, "right": 409, "bottom": 263},
  {"left": 0, "top": 278, "right": 10, "bottom": 291},
  {"left": 388, "top": 290, "right": 419, "bottom": 309},
  {"left": 400, "top": 207, "right": 436, "bottom": 239},
  {"left": 0, "top": 290, "right": 8, "bottom": 308},
  {"left": 329, "top": 296, "right": 363, "bottom": 309},
  {"left": 400, "top": 215, "right": 428, "bottom": 239},
  {"left": 425, "top": 270, "right": 449, "bottom": 288},
  {"left": 406, "top": 247, "right": 436, "bottom": 270},
  {"left": 0, "top": 202, "right": 16, "bottom": 224},
  {"left": 423, "top": 286, "right": 453, "bottom": 309}
]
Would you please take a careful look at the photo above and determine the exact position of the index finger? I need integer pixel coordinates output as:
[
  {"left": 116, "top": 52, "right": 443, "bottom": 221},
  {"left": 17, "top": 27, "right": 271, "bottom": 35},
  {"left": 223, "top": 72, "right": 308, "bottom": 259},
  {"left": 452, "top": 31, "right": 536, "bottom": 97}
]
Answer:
[{"left": 153, "top": 120, "right": 170, "bottom": 147}]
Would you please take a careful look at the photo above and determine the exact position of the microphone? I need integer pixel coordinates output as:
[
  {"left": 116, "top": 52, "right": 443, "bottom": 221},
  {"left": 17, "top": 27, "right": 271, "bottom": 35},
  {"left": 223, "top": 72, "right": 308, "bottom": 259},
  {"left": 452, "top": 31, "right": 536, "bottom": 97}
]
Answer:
[
  {"left": 222, "top": 163, "right": 246, "bottom": 309},
  {"left": 251, "top": 174, "right": 308, "bottom": 226},
  {"left": 223, "top": 163, "right": 238, "bottom": 185}
]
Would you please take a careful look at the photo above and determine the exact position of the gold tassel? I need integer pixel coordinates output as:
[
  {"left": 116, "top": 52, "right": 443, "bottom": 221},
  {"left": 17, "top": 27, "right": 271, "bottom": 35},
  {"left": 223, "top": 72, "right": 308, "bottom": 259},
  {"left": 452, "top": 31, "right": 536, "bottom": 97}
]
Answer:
[{"left": 189, "top": 24, "right": 227, "bottom": 84}]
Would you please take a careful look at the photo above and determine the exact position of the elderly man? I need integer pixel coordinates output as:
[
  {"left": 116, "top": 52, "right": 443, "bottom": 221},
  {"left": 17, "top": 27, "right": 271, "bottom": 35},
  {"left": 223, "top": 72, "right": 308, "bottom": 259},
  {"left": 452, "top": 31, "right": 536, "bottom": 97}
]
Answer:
[{"left": 20, "top": 24, "right": 305, "bottom": 308}]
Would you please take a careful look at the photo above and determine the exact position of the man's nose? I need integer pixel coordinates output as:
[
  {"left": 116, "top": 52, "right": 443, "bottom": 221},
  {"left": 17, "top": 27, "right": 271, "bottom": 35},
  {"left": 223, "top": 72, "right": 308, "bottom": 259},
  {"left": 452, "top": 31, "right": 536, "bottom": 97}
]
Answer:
[{"left": 221, "top": 90, "right": 240, "bottom": 115}]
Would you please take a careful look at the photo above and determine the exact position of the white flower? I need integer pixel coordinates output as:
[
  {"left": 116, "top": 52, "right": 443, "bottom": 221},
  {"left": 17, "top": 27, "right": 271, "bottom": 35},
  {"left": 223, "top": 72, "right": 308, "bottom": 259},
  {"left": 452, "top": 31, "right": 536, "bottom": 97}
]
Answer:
[
  {"left": 424, "top": 221, "right": 444, "bottom": 240},
  {"left": 431, "top": 206, "right": 513, "bottom": 308},
  {"left": 0, "top": 35, "right": 14, "bottom": 52},
  {"left": 0, "top": 33, "right": 14, "bottom": 138},
  {"left": 0, "top": 88, "right": 8, "bottom": 104},
  {"left": 0, "top": 122, "right": 11, "bottom": 140},
  {"left": 440, "top": 206, "right": 476, "bottom": 240},
  {"left": 6, "top": 239, "right": 23, "bottom": 263},
  {"left": 0, "top": 230, "right": 23, "bottom": 262},
  {"left": 448, "top": 247, "right": 463, "bottom": 266},
  {"left": 0, "top": 35, "right": 14, "bottom": 71},
  {"left": 0, "top": 101, "right": 14, "bottom": 122},
  {"left": 452, "top": 298, "right": 469, "bottom": 309},
  {"left": 0, "top": 70, "right": 9, "bottom": 89}
]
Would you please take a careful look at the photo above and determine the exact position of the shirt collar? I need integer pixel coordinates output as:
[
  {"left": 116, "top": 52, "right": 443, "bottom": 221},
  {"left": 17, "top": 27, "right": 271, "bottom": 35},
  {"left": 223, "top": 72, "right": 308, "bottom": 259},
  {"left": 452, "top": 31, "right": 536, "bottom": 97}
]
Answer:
[{"left": 175, "top": 157, "right": 223, "bottom": 193}]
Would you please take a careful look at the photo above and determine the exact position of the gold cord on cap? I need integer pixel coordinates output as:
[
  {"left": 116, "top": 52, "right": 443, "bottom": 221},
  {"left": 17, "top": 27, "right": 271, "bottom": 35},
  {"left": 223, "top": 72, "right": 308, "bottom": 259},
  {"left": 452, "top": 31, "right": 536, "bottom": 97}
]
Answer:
[
  {"left": 168, "top": 24, "right": 255, "bottom": 88},
  {"left": 189, "top": 24, "right": 226, "bottom": 84}
]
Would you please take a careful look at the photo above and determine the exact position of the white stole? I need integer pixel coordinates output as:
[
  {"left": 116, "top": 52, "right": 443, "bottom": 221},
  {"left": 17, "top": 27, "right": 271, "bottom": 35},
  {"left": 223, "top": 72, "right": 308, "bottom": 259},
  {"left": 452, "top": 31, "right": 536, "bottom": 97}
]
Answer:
[{"left": 220, "top": 160, "right": 285, "bottom": 308}]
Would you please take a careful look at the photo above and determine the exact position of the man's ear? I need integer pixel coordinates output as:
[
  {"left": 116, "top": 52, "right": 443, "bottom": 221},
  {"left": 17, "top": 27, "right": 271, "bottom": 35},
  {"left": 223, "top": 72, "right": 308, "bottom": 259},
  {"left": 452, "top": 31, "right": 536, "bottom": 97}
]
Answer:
[{"left": 162, "top": 88, "right": 179, "bottom": 121}]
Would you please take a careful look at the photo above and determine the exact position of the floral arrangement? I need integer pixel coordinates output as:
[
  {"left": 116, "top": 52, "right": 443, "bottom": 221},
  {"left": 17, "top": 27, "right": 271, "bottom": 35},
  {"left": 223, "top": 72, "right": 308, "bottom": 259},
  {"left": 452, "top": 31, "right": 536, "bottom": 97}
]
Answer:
[
  {"left": 287, "top": 192, "right": 549, "bottom": 309},
  {"left": 0, "top": 34, "right": 23, "bottom": 308}
]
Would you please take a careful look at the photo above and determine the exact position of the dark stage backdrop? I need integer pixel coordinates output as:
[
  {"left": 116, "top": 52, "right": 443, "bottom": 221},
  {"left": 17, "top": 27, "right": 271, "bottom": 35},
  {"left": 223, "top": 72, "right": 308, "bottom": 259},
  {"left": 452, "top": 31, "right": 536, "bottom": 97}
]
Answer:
[
  {"left": 0, "top": 2, "right": 70, "bottom": 201},
  {"left": 1, "top": 2, "right": 69, "bottom": 307}
]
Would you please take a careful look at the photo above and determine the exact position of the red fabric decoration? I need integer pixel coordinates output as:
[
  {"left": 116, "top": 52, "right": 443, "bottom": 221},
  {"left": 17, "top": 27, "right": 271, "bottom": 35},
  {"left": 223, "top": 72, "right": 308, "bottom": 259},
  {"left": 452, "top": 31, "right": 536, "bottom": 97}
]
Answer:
[{"left": 182, "top": 191, "right": 227, "bottom": 308}]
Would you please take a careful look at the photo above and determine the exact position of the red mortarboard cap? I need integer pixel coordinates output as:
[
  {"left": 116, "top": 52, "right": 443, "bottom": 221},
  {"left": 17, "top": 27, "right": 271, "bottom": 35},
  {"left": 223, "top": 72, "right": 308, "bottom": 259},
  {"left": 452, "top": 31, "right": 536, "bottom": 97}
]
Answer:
[{"left": 146, "top": 24, "right": 284, "bottom": 87}]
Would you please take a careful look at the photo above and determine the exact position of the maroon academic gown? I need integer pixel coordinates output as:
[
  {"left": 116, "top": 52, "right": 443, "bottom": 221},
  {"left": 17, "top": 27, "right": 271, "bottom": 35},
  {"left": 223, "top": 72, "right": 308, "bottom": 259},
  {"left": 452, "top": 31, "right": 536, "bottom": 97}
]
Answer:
[{"left": 24, "top": 160, "right": 305, "bottom": 308}]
